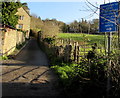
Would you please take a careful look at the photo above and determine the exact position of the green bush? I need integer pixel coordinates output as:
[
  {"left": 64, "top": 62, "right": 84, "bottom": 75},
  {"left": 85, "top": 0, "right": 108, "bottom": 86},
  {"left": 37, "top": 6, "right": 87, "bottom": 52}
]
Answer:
[
  {"left": 51, "top": 63, "right": 88, "bottom": 89},
  {"left": 0, "top": 55, "right": 8, "bottom": 60},
  {"left": 43, "top": 37, "right": 55, "bottom": 44},
  {"left": 51, "top": 50, "right": 108, "bottom": 97}
]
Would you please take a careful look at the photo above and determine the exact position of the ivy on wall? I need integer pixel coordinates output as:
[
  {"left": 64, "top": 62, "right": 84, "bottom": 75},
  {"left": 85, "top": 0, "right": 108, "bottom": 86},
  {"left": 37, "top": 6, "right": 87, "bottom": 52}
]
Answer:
[{"left": 1, "top": 1, "right": 22, "bottom": 28}]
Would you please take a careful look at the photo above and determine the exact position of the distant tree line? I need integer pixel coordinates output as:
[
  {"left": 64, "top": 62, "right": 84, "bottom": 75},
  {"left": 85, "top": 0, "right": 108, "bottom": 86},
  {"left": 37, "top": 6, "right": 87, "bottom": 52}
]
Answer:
[
  {"left": 31, "top": 16, "right": 99, "bottom": 39},
  {"left": 61, "top": 18, "right": 99, "bottom": 34}
]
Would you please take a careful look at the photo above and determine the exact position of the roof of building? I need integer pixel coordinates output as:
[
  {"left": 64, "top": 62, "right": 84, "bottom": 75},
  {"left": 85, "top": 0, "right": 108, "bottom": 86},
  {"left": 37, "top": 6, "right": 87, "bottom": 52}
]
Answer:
[{"left": 22, "top": 6, "right": 31, "bottom": 17}]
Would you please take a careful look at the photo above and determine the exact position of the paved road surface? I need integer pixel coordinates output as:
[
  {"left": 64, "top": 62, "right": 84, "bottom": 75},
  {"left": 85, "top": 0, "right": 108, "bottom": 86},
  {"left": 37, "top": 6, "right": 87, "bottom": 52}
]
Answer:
[
  {"left": 0, "top": 38, "right": 62, "bottom": 97},
  {"left": 15, "top": 38, "right": 49, "bottom": 65}
]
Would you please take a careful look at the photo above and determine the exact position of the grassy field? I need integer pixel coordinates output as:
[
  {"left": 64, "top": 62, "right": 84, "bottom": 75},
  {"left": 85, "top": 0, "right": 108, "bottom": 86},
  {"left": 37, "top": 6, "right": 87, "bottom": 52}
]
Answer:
[{"left": 58, "top": 33, "right": 105, "bottom": 46}]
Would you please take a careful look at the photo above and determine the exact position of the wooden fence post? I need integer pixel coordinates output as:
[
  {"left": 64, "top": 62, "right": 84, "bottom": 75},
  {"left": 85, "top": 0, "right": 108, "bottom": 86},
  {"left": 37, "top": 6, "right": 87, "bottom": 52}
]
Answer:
[
  {"left": 64, "top": 44, "right": 72, "bottom": 62},
  {"left": 73, "top": 42, "right": 79, "bottom": 62},
  {"left": 77, "top": 45, "right": 80, "bottom": 63},
  {"left": 73, "top": 42, "right": 76, "bottom": 62}
]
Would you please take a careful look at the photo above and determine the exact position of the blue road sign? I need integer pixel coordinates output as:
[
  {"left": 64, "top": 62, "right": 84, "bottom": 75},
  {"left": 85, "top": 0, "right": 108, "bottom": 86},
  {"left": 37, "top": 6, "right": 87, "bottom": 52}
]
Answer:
[{"left": 99, "top": 2, "right": 119, "bottom": 32}]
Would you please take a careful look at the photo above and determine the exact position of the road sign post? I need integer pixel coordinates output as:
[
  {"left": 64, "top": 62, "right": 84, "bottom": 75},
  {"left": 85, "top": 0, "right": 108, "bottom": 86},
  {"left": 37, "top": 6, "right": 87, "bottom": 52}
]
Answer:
[
  {"left": 99, "top": 2, "right": 119, "bottom": 97},
  {"left": 108, "top": 32, "right": 112, "bottom": 55}
]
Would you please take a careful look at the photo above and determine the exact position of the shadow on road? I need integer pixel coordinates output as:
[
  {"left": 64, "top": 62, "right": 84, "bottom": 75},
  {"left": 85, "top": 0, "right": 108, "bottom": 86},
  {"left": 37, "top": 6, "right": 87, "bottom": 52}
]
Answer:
[
  {"left": 2, "top": 62, "right": 47, "bottom": 66},
  {"left": 0, "top": 38, "right": 64, "bottom": 97},
  {"left": 1, "top": 65, "right": 63, "bottom": 97},
  {"left": 2, "top": 82, "right": 61, "bottom": 97}
]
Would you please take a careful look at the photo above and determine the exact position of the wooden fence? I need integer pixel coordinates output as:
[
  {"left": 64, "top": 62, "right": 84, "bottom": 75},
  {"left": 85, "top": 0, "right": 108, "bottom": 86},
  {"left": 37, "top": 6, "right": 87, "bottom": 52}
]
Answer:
[{"left": 39, "top": 38, "right": 96, "bottom": 63}]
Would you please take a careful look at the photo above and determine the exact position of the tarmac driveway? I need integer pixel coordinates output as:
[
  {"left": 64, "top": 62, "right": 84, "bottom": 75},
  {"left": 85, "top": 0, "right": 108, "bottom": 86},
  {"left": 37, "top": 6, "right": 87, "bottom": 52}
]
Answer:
[{"left": 0, "top": 38, "right": 62, "bottom": 97}]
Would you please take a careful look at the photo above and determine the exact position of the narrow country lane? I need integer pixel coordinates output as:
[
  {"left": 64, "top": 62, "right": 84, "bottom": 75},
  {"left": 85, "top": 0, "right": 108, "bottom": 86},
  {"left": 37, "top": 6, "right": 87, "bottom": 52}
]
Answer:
[
  {"left": 15, "top": 37, "right": 49, "bottom": 66},
  {"left": 0, "top": 38, "right": 62, "bottom": 97}
]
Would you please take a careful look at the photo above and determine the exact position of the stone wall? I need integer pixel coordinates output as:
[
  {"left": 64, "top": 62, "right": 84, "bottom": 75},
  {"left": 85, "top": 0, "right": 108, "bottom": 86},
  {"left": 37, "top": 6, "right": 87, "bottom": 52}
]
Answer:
[
  {"left": 0, "top": 30, "right": 2, "bottom": 56},
  {"left": 16, "top": 31, "right": 25, "bottom": 45},
  {"left": 0, "top": 7, "right": 30, "bottom": 56},
  {"left": 0, "top": 26, "right": 25, "bottom": 56}
]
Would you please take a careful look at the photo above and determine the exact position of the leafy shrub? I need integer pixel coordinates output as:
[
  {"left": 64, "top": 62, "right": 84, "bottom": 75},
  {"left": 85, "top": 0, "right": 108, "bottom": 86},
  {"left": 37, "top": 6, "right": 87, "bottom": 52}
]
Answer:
[
  {"left": 51, "top": 50, "right": 108, "bottom": 97},
  {"left": 51, "top": 63, "right": 88, "bottom": 89},
  {"left": 41, "top": 21, "right": 59, "bottom": 38},
  {"left": 0, "top": 55, "right": 8, "bottom": 60},
  {"left": 43, "top": 37, "right": 55, "bottom": 44}
]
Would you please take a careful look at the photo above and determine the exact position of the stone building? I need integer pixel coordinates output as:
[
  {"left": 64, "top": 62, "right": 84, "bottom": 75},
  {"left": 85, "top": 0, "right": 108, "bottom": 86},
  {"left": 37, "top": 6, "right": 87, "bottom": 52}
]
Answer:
[
  {"left": 0, "top": 6, "right": 31, "bottom": 56},
  {"left": 16, "top": 7, "right": 31, "bottom": 39}
]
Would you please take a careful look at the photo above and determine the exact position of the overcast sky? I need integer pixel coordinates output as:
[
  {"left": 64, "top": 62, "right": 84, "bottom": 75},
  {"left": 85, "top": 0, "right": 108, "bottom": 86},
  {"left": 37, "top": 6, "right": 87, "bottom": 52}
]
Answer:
[{"left": 21, "top": 0, "right": 118, "bottom": 23}]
